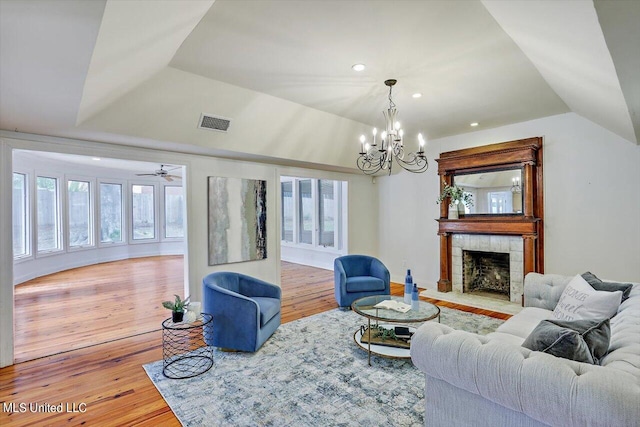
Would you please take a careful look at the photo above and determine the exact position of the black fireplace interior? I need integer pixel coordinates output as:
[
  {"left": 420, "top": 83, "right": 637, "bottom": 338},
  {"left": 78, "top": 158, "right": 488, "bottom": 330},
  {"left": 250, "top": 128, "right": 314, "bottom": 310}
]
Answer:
[{"left": 463, "top": 250, "right": 510, "bottom": 299}]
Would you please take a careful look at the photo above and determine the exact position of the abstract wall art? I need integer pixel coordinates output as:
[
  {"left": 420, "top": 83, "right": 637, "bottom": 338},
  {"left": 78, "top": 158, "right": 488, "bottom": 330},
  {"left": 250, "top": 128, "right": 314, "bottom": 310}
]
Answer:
[{"left": 207, "top": 177, "right": 267, "bottom": 265}]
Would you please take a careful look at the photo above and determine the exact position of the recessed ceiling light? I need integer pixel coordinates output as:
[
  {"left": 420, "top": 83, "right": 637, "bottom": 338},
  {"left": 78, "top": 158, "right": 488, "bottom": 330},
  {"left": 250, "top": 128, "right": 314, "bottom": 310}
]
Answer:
[
  {"left": 470, "top": 122, "right": 479, "bottom": 127},
  {"left": 91, "top": 157, "right": 101, "bottom": 161},
  {"left": 412, "top": 93, "right": 422, "bottom": 98},
  {"left": 351, "top": 63, "right": 366, "bottom": 72}
]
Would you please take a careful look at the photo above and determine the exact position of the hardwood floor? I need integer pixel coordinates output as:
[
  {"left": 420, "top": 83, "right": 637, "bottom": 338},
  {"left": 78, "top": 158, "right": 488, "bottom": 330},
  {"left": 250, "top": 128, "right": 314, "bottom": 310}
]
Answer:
[
  {"left": 1, "top": 258, "right": 510, "bottom": 426},
  {"left": 13, "top": 255, "right": 185, "bottom": 363},
  {"left": 280, "top": 260, "right": 341, "bottom": 323}
]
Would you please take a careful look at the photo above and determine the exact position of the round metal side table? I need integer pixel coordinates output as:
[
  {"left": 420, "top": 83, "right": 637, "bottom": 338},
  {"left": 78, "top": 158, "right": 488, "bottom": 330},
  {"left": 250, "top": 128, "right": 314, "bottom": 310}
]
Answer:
[{"left": 162, "top": 313, "right": 214, "bottom": 379}]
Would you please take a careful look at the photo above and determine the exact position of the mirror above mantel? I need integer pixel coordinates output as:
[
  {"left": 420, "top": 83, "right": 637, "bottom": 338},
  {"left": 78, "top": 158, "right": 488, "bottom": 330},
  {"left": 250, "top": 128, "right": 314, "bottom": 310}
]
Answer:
[{"left": 453, "top": 168, "right": 523, "bottom": 215}]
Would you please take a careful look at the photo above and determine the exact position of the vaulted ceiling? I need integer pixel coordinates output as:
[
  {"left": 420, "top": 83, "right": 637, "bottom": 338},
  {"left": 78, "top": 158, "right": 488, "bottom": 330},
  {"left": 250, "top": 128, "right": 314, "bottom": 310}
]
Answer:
[{"left": 1, "top": 0, "right": 638, "bottom": 172}]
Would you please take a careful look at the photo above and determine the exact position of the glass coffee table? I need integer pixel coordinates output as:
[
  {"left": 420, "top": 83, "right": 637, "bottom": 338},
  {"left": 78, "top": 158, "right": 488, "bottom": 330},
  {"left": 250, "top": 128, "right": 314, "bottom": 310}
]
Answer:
[{"left": 351, "top": 295, "right": 440, "bottom": 366}]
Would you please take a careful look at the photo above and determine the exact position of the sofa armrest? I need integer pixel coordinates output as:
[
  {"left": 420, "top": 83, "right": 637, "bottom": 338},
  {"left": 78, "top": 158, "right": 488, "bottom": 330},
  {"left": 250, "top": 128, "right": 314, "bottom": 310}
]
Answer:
[
  {"left": 524, "top": 272, "right": 572, "bottom": 310},
  {"left": 334, "top": 258, "right": 346, "bottom": 284},
  {"left": 410, "top": 322, "right": 640, "bottom": 427},
  {"left": 370, "top": 258, "right": 390, "bottom": 286}
]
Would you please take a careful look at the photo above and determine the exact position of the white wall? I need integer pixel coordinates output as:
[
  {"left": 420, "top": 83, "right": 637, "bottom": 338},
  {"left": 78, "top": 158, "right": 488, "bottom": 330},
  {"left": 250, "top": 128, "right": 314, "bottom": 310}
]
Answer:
[
  {"left": 377, "top": 156, "right": 441, "bottom": 287},
  {"left": 378, "top": 113, "right": 640, "bottom": 288},
  {"left": 0, "top": 141, "right": 13, "bottom": 368},
  {"left": 0, "top": 132, "right": 379, "bottom": 367},
  {"left": 281, "top": 245, "right": 339, "bottom": 270}
]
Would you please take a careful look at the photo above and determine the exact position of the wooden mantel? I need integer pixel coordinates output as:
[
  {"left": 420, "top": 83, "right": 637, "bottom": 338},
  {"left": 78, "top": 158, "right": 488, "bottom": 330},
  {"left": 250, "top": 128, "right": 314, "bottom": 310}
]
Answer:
[
  {"left": 436, "top": 137, "right": 544, "bottom": 302},
  {"left": 437, "top": 217, "right": 539, "bottom": 235}
]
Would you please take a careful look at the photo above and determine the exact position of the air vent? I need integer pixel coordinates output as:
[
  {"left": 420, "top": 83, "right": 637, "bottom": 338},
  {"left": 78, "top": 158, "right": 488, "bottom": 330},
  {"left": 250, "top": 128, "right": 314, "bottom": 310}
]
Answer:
[{"left": 198, "top": 113, "right": 231, "bottom": 132}]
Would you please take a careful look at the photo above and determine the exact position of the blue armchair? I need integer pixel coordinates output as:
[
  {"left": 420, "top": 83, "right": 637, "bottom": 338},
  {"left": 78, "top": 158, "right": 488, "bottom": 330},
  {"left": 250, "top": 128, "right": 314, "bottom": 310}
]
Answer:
[
  {"left": 202, "top": 272, "right": 281, "bottom": 352},
  {"left": 334, "top": 255, "right": 390, "bottom": 308}
]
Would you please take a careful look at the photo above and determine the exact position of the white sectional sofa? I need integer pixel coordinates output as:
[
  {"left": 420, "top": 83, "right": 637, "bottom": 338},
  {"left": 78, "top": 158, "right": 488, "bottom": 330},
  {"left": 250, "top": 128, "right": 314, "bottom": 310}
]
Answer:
[{"left": 410, "top": 273, "right": 640, "bottom": 427}]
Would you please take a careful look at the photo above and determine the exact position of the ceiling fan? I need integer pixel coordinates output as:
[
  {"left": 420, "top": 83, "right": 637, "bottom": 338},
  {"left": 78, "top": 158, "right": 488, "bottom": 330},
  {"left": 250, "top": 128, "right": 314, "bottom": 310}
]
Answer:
[{"left": 135, "top": 165, "right": 182, "bottom": 182}]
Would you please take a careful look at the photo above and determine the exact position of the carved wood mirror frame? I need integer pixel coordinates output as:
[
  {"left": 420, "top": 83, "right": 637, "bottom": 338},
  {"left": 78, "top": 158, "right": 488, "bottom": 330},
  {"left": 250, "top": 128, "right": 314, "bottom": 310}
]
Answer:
[{"left": 435, "top": 137, "right": 544, "bottom": 302}]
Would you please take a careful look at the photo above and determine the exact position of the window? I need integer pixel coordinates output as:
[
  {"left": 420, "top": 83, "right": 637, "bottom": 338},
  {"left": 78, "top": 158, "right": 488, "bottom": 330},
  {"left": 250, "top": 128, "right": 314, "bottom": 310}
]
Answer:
[
  {"left": 12, "top": 163, "right": 184, "bottom": 262},
  {"left": 132, "top": 184, "right": 155, "bottom": 240},
  {"left": 298, "top": 179, "right": 313, "bottom": 244},
  {"left": 12, "top": 173, "right": 28, "bottom": 257},
  {"left": 164, "top": 186, "right": 184, "bottom": 238},
  {"left": 68, "top": 180, "right": 92, "bottom": 247},
  {"left": 281, "top": 181, "right": 293, "bottom": 242},
  {"left": 488, "top": 191, "right": 511, "bottom": 214},
  {"left": 100, "top": 183, "right": 123, "bottom": 243},
  {"left": 318, "top": 180, "right": 334, "bottom": 248},
  {"left": 37, "top": 176, "right": 60, "bottom": 252},
  {"left": 281, "top": 177, "right": 344, "bottom": 251}
]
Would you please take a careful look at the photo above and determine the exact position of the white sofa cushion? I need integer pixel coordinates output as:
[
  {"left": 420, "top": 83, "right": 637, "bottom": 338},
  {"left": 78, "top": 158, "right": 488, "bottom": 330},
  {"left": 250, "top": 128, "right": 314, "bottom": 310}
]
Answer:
[{"left": 494, "top": 307, "right": 551, "bottom": 339}]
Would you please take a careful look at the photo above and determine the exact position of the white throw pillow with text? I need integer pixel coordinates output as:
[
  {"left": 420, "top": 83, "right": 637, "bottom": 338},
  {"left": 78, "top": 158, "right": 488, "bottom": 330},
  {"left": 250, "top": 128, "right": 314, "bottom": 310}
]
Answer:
[{"left": 552, "top": 274, "right": 622, "bottom": 321}]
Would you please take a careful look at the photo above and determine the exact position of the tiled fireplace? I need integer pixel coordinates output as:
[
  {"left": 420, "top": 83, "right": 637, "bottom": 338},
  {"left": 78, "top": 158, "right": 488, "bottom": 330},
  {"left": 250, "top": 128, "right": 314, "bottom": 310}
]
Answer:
[{"left": 452, "top": 234, "right": 523, "bottom": 303}]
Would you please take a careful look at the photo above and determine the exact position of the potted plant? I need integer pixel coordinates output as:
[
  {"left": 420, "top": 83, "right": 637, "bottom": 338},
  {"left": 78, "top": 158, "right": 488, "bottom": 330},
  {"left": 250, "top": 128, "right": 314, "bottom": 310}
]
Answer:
[
  {"left": 162, "top": 294, "right": 190, "bottom": 322},
  {"left": 437, "top": 184, "right": 474, "bottom": 218}
]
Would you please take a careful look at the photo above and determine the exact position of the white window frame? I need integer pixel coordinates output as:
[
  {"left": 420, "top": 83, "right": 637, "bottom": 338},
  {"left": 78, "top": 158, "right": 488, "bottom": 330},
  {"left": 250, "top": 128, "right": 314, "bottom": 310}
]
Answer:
[
  {"left": 130, "top": 181, "right": 159, "bottom": 244},
  {"left": 297, "top": 178, "right": 316, "bottom": 247},
  {"left": 317, "top": 179, "right": 341, "bottom": 249},
  {"left": 281, "top": 176, "right": 345, "bottom": 254},
  {"left": 35, "top": 172, "right": 64, "bottom": 257},
  {"left": 66, "top": 175, "right": 96, "bottom": 251},
  {"left": 280, "top": 179, "right": 295, "bottom": 243},
  {"left": 12, "top": 169, "right": 32, "bottom": 261},
  {"left": 161, "top": 184, "right": 184, "bottom": 241},
  {"left": 487, "top": 190, "right": 512, "bottom": 214},
  {"left": 97, "top": 179, "right": 127, "bottom": 248}
]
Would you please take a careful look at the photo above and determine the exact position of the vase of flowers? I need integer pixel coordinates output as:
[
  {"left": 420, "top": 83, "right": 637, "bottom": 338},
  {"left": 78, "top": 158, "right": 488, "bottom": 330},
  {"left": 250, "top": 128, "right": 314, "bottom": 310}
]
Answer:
[{"left": 437, "top": 184, "right": 474, "bottom": 219}]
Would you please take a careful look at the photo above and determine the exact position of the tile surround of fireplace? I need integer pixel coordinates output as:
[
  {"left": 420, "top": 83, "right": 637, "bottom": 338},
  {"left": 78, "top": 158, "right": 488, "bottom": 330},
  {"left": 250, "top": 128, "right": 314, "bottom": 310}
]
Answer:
[{"left": 452, "top": 234, "right": 523, "bottom": 303}]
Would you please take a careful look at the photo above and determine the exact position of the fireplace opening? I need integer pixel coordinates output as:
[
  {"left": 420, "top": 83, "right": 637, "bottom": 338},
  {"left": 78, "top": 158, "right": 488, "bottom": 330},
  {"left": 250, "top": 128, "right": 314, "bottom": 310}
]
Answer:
[{"left": 463, "top": 250, "right": 510, "bottom": 301}]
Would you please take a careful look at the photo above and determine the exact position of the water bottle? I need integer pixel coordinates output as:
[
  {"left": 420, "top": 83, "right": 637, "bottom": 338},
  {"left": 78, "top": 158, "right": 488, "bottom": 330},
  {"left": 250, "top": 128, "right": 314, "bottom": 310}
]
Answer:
[
  {"left": 404, "top": 269, "right": 413, "bottom": 304},
  {"left": 412, "top": 283, "right": 419, "bottom": 311}
]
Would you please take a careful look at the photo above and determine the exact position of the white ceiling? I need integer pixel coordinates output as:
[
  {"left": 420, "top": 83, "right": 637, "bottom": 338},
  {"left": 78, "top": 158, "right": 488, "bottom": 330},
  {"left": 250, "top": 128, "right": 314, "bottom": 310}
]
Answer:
[
  {"left": 170, "top": 0, "right": 568, "bottom": 139},
  {"left": 482, "top": 0, "right": 636, "bottom": 143},
  {"left": 14, "top": 150, "right": 183, "bottom": 179},
  {"left": 1, "top": 0, "right": 638, "bottom": 172}
]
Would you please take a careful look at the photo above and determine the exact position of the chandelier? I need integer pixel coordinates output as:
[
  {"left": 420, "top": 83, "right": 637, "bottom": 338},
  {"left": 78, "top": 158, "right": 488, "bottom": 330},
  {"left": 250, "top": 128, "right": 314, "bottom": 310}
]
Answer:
[
  {"left": 511, "top": 176, "right": 522, "bottom": 193},
  {"left": 357, "top": 79, "right": 428, "bottom": 175}
]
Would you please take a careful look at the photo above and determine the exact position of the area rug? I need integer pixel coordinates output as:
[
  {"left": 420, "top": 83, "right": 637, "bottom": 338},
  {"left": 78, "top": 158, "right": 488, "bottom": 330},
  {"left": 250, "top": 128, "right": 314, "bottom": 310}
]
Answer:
[{"left": 144, "top": 307, "right": 504, "bottom": 426}]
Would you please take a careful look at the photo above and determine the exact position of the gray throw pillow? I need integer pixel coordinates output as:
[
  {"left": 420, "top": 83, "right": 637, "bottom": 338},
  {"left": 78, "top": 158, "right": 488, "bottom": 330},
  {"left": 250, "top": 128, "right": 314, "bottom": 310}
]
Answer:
[
  {"left": 549, "top": 318, "right": 611, "bottom": 363},
  {"left": 582, "top": 272, "right": 633, "bottom": 302},
  {"left": 522, "top": 318, "right": 611, "bottom": 365}
]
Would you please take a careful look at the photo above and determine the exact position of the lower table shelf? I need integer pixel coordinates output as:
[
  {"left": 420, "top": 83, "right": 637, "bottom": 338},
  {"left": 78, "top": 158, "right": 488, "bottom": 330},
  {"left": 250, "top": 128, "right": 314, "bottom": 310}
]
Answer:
[{"left": 353, "top": 324, "right": 417, "bottom": 360}]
